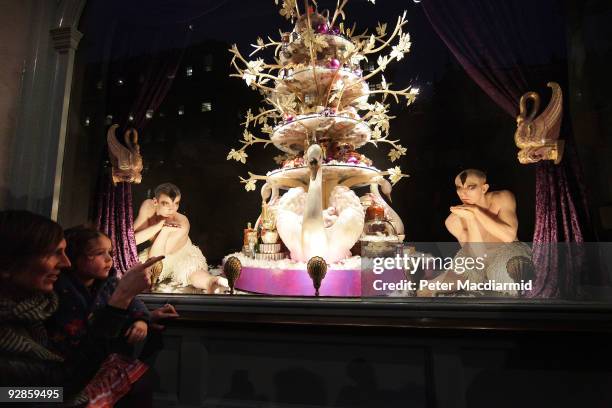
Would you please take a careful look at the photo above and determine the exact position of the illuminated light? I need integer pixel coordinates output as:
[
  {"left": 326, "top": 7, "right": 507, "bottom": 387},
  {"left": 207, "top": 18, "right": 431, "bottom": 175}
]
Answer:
[
  {"left": 146, "top": 110, "right": 154, "bottom": 119},
  {"left": 84, "top": 117, "right": 90, "bottom": 126},
  {"left": 178, "top": 106, "right": 185, "bottom": 116},
  {"left": 204, "top": 54, "right": 213, "bottom": 71},
  {"left": 201, "top": 102, "right": 212, "bottom": 112},
  {"left": 117, "top": 78, "right": 124, "bottom": 85},
  {"left": 186, "top": 66, "right": 193, "bottom": 76}
]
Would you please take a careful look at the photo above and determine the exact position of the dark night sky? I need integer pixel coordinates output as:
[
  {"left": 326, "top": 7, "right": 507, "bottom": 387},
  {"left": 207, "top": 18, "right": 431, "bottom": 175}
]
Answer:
[{"left": 79, "top": 0, "right": 448, "bottom": 85}]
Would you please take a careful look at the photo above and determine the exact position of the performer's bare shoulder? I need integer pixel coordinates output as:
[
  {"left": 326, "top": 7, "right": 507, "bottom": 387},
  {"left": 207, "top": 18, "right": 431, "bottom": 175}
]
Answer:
[{"left": 486, "top": 189, "right": 516, "bottom": 215}]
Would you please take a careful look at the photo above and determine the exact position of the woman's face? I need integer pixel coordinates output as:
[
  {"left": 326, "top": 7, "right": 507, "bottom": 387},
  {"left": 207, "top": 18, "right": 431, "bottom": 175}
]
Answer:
[
  {"left": 75, "top": 236, "right": 114, "bottom": 282},
  {"left": 11, "top": 239, "right": 71, "bottom": 293}
]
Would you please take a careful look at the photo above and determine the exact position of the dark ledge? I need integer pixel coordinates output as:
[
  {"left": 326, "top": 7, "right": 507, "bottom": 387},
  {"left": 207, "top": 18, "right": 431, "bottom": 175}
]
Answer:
[{"left": 138, "top": 293, "right": 612, "bottom": 333}]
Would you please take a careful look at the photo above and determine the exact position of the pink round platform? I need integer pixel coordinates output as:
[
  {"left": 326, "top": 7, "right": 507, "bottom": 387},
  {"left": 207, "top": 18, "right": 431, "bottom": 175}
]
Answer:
[{"left": 235, "top": 265, "right": 362, "bottom": 297}]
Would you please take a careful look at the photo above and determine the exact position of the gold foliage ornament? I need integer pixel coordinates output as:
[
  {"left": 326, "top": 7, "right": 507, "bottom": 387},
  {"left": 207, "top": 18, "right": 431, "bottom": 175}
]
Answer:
[
  {"left": 107, "top": 124, "right": 143, "bottom": 184},
  {"left": 514, "top": 82, "right": 564, "bottom": 165},
  {"left": 150, "top": 259, "right": 164, "bottom": 287},
  {"left": 228, "top": 0, "right": 418, "bottom": 190}
]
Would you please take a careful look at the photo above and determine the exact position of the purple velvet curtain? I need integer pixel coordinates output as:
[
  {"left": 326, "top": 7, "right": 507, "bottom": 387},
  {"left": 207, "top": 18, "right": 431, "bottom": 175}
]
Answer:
[
  {"left": 422, "top": 0, "right": 595, "bottom": 297},
  {"left": 86, "top": 0, "right": 227, "bottom": 275},
  {"left": 95, "top": 180, "right": 140, "bottom": 274}
]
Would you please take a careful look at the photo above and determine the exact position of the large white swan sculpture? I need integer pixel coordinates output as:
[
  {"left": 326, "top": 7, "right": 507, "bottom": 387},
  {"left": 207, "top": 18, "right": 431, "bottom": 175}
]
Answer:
[{"left": 276, "top": 144, "right": 365, "bottom": 263}]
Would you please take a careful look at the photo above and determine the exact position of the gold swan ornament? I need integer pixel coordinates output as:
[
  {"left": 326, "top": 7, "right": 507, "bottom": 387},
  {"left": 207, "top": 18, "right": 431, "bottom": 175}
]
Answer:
[
  {"left": 514, "top": 82, "right": 565, "bottom": 164},
  {"left": 107, "top": 124, "right": 143, "bottom": 184}
]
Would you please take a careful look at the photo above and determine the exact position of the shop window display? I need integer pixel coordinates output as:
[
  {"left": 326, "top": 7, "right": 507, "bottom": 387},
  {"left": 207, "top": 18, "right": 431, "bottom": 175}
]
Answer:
[{"left": 61, "top": 0, "right": 612, "bottom": 303}]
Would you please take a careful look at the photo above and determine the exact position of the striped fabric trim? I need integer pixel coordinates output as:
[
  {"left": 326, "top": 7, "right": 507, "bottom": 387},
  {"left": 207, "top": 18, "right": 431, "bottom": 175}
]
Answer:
[{"left": 0, "top": 293, "right": 63, "bottom": 362}]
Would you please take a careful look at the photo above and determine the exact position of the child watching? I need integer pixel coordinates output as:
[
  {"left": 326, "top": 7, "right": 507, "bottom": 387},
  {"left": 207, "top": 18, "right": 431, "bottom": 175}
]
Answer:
[{"left": 46, "top": 225, "right": 171, "bottom": 407}]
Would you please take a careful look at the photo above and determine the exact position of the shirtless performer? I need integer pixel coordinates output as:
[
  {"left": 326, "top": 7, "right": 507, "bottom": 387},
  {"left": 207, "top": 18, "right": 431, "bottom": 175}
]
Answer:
[
  {"left": 134, "top": 183, "right": 227, "bottom": 293},
  {"left": 447, "top": 169, "right": 518, "bottom": 244},
  {"left": 417, "top": 169, "right": 533, "bottom": 297}
]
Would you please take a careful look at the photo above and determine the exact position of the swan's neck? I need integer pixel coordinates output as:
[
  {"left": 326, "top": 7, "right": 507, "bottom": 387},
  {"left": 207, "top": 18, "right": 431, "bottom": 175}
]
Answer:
[
  {"left": 370, "top": 183, "right": 380, "bottom": 199},
  {"left": 304, "top": 167, "right": 323, "bottom": 225},
  {"left": 271, "top": 186, "right": 279, "bottom": 203},
  {"left": 124, "top": 133, "right": 136, "bottom": 153},
  {"left": 302, "top": 166, "right": 326, "bottom": 259},
  {"left": 371, "top": 183, "right": 388, "bottom": 206},
  {"left": 370, "top": 183, "right": 404, "bottom": 235}
]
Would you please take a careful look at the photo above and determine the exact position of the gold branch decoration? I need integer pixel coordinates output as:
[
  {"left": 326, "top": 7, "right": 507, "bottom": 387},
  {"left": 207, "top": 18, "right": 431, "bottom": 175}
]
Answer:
[
  {"left": 239, "top": 172, "right": 270, "bottom": 192},
  {"left": 383, "top": 166, "right": 409, "bottom": 186},
  {"left": 227, "top": 0, "right": 419, "bottom": 178},
  {"left": 249, "top": 34, "right": 285, "bottom": 58}
]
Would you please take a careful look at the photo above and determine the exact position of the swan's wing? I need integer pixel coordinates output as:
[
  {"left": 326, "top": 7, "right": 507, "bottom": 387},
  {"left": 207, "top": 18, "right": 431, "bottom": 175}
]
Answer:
[
  {"left": 275, "top": 187, "right": 306, "bottom": 260},
  {"left": 276, "top": 209, "right": 303, "bottom": 260},
  {"left": 325, "top": 187, "right": 364, "bottom": 259},
  {"left": 326, "top": 206, "right": 364, "bottom": 245},
  {"left": 541, "top": 82, "right": 562, "bottom": 142}
]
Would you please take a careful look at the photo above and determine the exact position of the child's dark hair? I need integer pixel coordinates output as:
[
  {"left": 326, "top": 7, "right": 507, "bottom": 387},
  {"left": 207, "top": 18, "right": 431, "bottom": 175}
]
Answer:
[{"left": 64, "top": 225, "right": 110, "bottom": 263}]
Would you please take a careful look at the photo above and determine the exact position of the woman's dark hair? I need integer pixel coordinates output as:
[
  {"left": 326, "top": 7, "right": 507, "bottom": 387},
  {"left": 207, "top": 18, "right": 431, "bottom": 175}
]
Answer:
[
  {"left": 0, "top": 210, "right": 64, "bottom": 274},
  {"left": 64, "top": 225, "right": 109, "bottom": 264}
]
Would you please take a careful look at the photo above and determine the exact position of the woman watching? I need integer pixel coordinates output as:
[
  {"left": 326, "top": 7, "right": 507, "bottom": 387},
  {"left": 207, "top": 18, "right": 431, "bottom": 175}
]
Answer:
[{"left": 0, "top": 210, "right": 162, "bottom": 405}]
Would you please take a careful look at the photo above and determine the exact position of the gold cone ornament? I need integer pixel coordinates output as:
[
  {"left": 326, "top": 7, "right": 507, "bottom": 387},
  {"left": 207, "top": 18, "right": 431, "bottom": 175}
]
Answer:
[
  {"left": 307, "top": 256, "right": 328, "bottom": 296},
  {"left": 150, "top": 259, "right": 164, "bottom": 287},
  {"left": 223, "top": 256, "right": 242, "bottom": 295}
]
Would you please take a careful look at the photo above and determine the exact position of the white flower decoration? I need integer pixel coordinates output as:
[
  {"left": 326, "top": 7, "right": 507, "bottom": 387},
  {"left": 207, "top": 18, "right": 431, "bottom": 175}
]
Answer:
[
  {"left": 242, "top": 72, "right": 256, "bottom": 86},
  {"left": 388, "top": 146, "right": 407, "bottom": 162},
  {"left": 245, "top": 179, "right": 257, "bottom": 191},
  {"left": 227, "top": 149, "right": 248, "bottom": 164},
  {"left": 390, "top": 46, "right": 404, "bottom": 61},
  {"left": 239, "top": 176, "right": 257, "bottom": 191},
  {"left": 387, "top": 166, "right": 407, "bottom": 185},
  {"left": 243, "top": 129, "right": 255, "bottom": 143}
]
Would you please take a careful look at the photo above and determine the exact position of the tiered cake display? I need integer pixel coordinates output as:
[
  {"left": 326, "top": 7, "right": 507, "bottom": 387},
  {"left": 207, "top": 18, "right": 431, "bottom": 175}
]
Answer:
[{"left": 225, "top": 0, "right": 418, "bottom": 296}]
